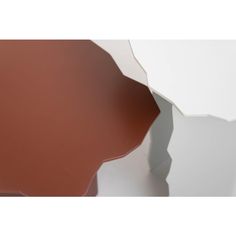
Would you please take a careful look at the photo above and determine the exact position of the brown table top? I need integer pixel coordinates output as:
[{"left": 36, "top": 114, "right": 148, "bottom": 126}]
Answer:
[{"left": 0, "top": 40, "right": 159, "bottom": 196}]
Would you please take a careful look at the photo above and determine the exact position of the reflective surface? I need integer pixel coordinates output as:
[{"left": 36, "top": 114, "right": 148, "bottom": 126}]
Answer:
[{"left": 0, "top": 40, "right": 159, "bottom": 196}]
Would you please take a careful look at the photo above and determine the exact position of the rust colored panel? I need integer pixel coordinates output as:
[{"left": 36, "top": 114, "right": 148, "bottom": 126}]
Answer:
[{"left": 0, "top": 40, "right": 159, "bottom": 196}]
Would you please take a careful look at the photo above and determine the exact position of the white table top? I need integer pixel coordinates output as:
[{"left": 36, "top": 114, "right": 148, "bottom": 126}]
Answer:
[{"left": 131, "top": 40, "right": 236, "bottom": 121}]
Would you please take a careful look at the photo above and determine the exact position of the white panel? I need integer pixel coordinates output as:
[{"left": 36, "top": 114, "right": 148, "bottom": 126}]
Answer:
[
  {"left": 93, "top": 40, "right": 148, "bottom": 85},
  {"left": 131, "top": 40, "right": 236, "bottom": 120}
]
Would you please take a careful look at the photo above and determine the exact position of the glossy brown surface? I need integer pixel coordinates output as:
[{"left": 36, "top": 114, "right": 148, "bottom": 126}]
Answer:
[{"left": 0, "top": 40, "right": 159, "bottom": 196}]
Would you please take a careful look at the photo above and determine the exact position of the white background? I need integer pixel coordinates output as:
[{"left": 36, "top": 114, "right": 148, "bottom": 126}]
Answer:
[{"left": 1, "top": 0, "right": 236, "bottom": 235}]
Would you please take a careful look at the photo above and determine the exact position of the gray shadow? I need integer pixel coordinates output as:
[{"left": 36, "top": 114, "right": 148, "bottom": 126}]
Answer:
[
  {"left": 167, "top": 106, "right": 236, "bottom": 196},
  {"left": 150, "top": 93, "right": 236, "bottom": 196},
  {"left": 148, "top": 93, "right": 174, "bottom": 196}
]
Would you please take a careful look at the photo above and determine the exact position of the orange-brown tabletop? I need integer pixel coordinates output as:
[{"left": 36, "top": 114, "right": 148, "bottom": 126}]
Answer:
[{"left": 0, "top": 40, "right": 159, "bottom": 196}]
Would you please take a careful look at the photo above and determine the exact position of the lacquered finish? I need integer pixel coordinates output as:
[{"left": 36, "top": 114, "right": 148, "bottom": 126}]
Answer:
[{"left": 0, "top": 40, "right": 159, "bottom": 196}]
